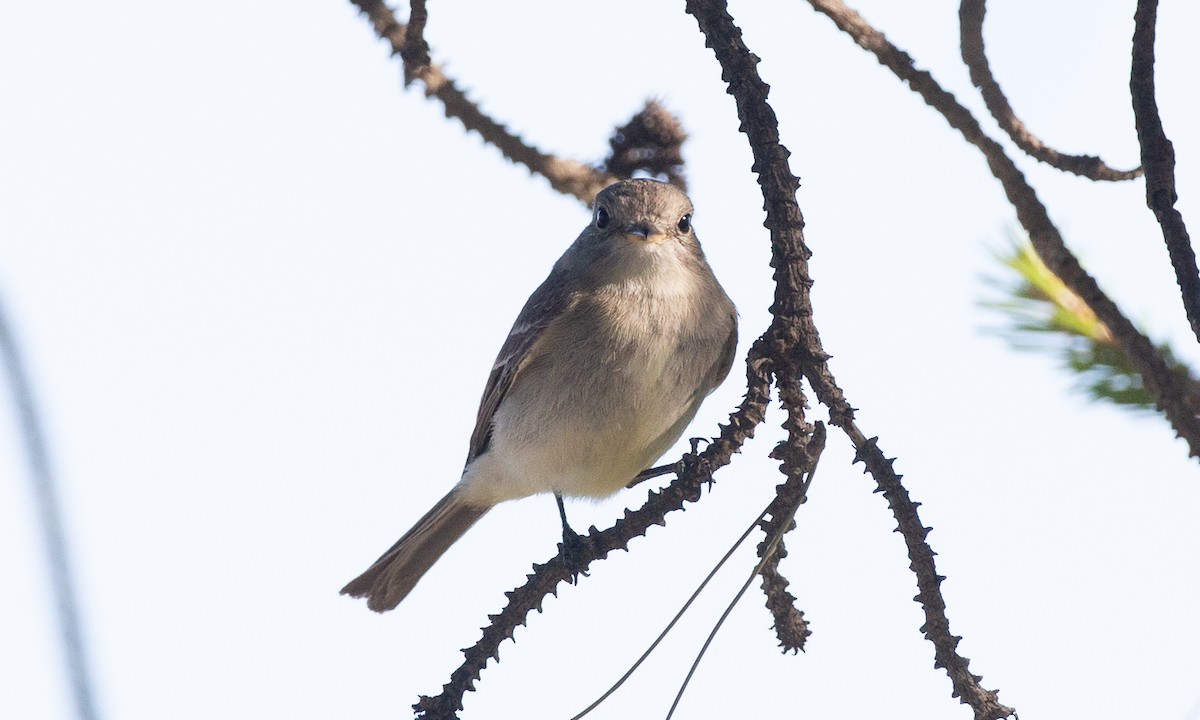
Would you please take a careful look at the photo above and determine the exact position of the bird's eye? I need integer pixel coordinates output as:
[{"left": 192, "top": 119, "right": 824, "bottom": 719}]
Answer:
[
  {"left": 677, "top": 213, "right": 692, "bottom": 233},
  {"left": 596, "top": 206, "right": 610, "bottom": 229}
]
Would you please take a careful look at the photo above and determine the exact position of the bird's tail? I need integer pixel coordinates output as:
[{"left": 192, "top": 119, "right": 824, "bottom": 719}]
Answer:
[{"left": 341, "top": 490, "right": 488, "bottom": 612}]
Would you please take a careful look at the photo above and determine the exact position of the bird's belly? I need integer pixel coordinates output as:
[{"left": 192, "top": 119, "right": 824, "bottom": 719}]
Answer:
[{"left": 464, "top": 331, "right": 701, "bottom": 504}]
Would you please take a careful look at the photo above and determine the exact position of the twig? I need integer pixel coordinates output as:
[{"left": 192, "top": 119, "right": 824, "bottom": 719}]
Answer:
[
  {"left": 959, "top": 0, "right": 1141, "bottom": 181},
  {"left": 1130, "top": 0, "right": 1200, "bottom": 347},
  {"left": 412, "top": 338, "right": 774, "bottom": 719},
  {"left": 348, "top": 1, "right": 691, "bottom": 204},
  {"left": 807, "top": 0, "right": 1200, "bottom": 460},
  {"left": 603, "top": 100, "right": 690, "bottom": 191},
  {"left": 684, "top": 1, "right": 1015, "bottom": 717},
  {"left": 348, "top": 0, "right": 611, "bottom": 202},
  {"left": 758, "top": 399, "right": 823, "bottom": 653}
]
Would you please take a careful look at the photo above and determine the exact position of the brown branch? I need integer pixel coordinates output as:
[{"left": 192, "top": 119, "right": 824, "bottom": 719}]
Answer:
[
  {"left": 603, "top": 99, "right": 690, "bottom": 191},
  {"left": 1131, "top": 0, "right": 1200, "bottom": 346},
  {"left": 349, "top": 1, "right": 692, "bottom": 204},
  {"left": 412, "top": 337, "right": 774, "bottom": 719},
  {"left": 349, "top": 0, "right": 615, "bottom": 202},
  {"left": 759, "top": 405, "right": 823, "bottom": 654},
  {"left": 685, "top": 1, "right": 1015, "bottom": 717},
  {"left": 757, "top": 542, "right": 809, "bottom": 652},
  {"left": 807, "top": 0, "right": 1200, "bottom": 460},
  {"left": 959, "top": 0, "right": 1141, "bottom": 182}
]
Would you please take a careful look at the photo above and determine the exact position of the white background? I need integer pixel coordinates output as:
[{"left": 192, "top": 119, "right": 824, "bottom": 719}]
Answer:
[{"left": 2, "top": 1, "right": 1198, "bottom": 718}]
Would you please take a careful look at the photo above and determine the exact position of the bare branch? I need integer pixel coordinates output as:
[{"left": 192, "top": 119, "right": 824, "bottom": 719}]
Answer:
[
  {"left": 807, "top": 0, "right": 1200, "bottom": 459},
  {"left": 759, "top": 407, "right": 824, "bottom": 654},
  {"left": 348, "top": 0, "right": 616, "bottom": 203},
  {"left": 1131, "top": 0, "right": 1200, "bottom": 346},
  {"left": 684, "top": 1, "right": 1015, "bottom": 717},
  {"left": 958, "top": 0, "right": 1141, "bottom": 181},
  {"left": 350, "top": 2, "right": 694, "bottom": 204},
  {"left": 603, "top": 100, "right": 690, "bottom": 191},
  {"left": 757, "top": 543, "right": 810, "bottom": 653},
  {"left": 412, "top": 338, "right": 774, "bottom": 719}
]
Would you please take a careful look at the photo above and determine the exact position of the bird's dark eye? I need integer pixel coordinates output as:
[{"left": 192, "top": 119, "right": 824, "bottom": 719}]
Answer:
[
  {"left": 677, "top": 213, "right": 692, "bottom": 233},
  {"left": 596, "top": 206, "right": 610, "bottom": 229}
]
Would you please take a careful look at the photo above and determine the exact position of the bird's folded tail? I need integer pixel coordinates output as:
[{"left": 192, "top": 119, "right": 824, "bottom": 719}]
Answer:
[{"left": 341, "top": 489, "right": 488, "bottom": 612}]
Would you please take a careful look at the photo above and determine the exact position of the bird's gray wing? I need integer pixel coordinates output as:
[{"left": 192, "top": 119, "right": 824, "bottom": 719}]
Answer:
[
  {"left": 466, "top": 270, "right": 577, "bottom": 463},
  {"left": 708, "top": 314, "right": 738, "bottom": 393}
]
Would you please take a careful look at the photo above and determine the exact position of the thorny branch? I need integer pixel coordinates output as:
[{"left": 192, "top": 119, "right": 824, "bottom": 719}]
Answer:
[
  {"left": 1130, "top": 0, "right": 1200, "bottom": 347},
  {"left": 603, "top": 100, "right": 690, "bottom": 192},
  {"left": 807, "top": 0, "right": 1200, "bottom": 461},
  {"left": 958, "top": 0, "right": 1141, "bottom": 181},
  {"left": 349, "top": 0, "right": 1197, "bottom": 717},
  {"left": 349, "top": 0, "right": 688, "bottom": 202},
  {"left": 759, "top": 397, "right": 823, "bottom": 653},
  {"left": 686, "top": 0, "right": 1014, "bottom": 718},
  {"left": 413, "top": 339, "right": 775, "bottom": 719}
]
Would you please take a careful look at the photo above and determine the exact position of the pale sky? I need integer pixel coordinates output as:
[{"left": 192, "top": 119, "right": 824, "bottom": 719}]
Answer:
[{"left": 2, "top": 1, "right": 1198, "bottom": 719}]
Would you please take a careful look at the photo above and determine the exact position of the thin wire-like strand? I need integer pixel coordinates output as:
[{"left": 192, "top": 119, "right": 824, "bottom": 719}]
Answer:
[
  {"left": 568, "top": 503, "right": 773, "bottom": 720},
  {"left": 664, "top": 470, "right": 814, "bottom": 720}
]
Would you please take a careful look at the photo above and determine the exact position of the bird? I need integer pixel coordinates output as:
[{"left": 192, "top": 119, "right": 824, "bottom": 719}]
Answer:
[{"left": 341, "top": 179, "right": 738, "bottom": 612}]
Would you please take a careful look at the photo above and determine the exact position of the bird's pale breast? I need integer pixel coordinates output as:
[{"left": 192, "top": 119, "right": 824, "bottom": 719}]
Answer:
[{"left": 459, "top": 268, "right": 728, "bottom": 505}]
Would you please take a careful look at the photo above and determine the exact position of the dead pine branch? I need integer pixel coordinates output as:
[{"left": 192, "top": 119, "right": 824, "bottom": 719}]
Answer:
[
  {"left": 958, "top": 0, "right": 1141, "bottom": 181},
  {"left": 759, "top": 407, "right": 824, "bottom": 653},
  {"left": 684, "top": 0, "right": 1015, "bottom": 717},
  {"left": 1130, "top": 0, "right": 1200, "bottom": 347},
  {"left": 807, "top": 0, "right": 1200, "bottom": 460},
  {"left": 348, "top": 0, "right": 689, "bottom": 203}
]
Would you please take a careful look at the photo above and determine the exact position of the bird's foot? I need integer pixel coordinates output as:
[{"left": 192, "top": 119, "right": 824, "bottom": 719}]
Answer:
[{"left": 559, "top": 526, "right": 593, "bottom": 584}]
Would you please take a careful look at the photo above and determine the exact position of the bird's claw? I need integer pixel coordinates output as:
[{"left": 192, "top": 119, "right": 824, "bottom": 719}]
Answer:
[{"left": 559, "top": 527, "right": 592, "bottom": 584}]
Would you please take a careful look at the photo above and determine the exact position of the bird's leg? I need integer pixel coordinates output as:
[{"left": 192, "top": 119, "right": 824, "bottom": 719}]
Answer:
[{"left": 554, "top": 492, "right": 590, "bottom": 582}]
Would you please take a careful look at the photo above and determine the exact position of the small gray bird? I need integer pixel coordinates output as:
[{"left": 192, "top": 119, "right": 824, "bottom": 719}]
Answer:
[{"left": 342, "top": 179, "right": 737, "bottom": 612}]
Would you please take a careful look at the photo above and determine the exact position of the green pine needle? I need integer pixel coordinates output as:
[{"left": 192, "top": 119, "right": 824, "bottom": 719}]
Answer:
[{"left": 981, "top": 237, "right": 1194, "bottom": 411}]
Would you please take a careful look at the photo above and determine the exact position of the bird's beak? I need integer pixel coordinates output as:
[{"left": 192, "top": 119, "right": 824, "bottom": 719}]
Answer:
[{"left": 623, "top": 225, "right": 670, "bottom": 244}]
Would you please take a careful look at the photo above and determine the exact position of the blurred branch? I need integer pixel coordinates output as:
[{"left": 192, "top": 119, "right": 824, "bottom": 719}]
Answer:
[
  {"left": 685, "top": 1, "right": 1013, "bottom": 718},
  {"left": 1130, "top": 0, "right": 1200, "bottom": 346},
  {"left": 807, "top": 0, "right": 1200, "bottom": 460},
  {"left": 958, "top": 0, "right": 1141, "bottom": 181},
  {"left": 983, "top": 239, "right": 1199, "bottom": 410},
  {"left": 413, "top": 338, "right": 774, "bottom": 719},
  {"left": 0, "top": 294, "right": 100, "bottom": 720},
  {"left": 602, "top": 100, "right": 689, "bottom": 191},
  {"left": 348, "top": 0, "right": 689, "bottom": 203}
]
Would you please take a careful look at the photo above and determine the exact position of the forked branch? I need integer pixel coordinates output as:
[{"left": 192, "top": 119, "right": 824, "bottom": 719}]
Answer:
[{"left": 685, "top": 0, "right": 1015, "bottom": 717}]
